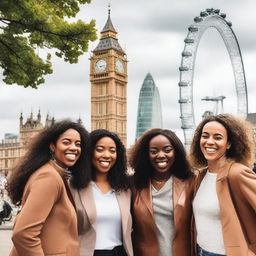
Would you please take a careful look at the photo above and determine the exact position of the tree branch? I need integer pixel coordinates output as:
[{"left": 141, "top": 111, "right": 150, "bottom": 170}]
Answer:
[
  {"left": 0, "top": 39, "right": 21, "bottom": 60},
  {"left": 0, "top": 18, "right": 83, "bottom": 39}
]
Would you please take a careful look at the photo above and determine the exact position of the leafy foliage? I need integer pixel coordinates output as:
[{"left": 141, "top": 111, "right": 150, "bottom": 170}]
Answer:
[{"left": 0, "top": 0, "right": 97, "bottom": 88}]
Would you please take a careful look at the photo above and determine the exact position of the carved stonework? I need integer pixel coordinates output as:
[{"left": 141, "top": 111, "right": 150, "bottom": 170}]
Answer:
[{"left": 90, "top": 9, "right": 127, "bottom": 146}]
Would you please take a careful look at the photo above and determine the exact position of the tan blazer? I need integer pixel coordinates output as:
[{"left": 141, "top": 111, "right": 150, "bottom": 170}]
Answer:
[
  {"left": 70, "top": 183, "right": 133, "bottom": 256},
  {"left": 131, "top": 176, "right": 194, "bottom": 256},
  {"left": 9, "top": 161, "right": 79, "bottom": 256},
  {"left": 193, "top": 161, "right": 256, "bottom": 256}
]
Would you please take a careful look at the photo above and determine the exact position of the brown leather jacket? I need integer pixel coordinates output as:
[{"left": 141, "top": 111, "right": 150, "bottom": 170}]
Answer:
[
  {"left": 131, "top": 176, "right": 195, "bottom": 256},
  {"left": 192, "top": 161, "right": 256, "bottom": 256}
]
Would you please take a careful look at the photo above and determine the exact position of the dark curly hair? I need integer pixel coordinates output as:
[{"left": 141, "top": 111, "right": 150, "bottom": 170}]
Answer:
[
  {"left": 87, "top": 129, "right": 129, "bottom": 191},
  {"left": 129, "top": 128, "right": 192, "bottom": 190},
  {"left": 7, "top": 119, "right": 89, "bottom": 206},
  {"left": 189, "top": 114, "right": 255, "bottom": 168}
]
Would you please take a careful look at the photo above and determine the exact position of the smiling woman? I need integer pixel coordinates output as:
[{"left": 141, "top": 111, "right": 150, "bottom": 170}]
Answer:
[
  {"left": 69, "top": 129, "right": 133, "bottom": 256},
  {"left": 50, "top": 128, "right": 82, "bottom": 168},
  {"left": 129, "top": 128, "right": 194, "bottom": 256},
  {"left": 7, "top": 120, "right": 89, "bottom": 256},
  {"left": 190, "top": 114, "right": 256, "bottom": 256}
]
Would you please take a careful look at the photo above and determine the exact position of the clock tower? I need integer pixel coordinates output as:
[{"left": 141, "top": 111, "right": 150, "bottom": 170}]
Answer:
[{"left": 90, "top": 8, "right": 127, "bottom": 146}]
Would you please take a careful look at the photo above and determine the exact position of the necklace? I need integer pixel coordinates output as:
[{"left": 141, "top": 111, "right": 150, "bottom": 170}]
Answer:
[{"left": 152, "top": 177, "right": 169, "bottom": 184}]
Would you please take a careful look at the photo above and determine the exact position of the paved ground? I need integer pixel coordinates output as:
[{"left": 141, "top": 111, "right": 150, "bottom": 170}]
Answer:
[{"left": 0, "top": 221, "right": 13, "bottom": 256}]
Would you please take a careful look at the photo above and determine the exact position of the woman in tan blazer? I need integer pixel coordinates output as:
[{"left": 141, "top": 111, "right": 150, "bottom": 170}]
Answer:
[
  {"left": 190, "top": 114, "right": 256, "bottom": 256},
  {"left": 7, "top": 120, "right": 89, "bottom": 256},
  {"left": 129, "top": 128, "right": 194, "bottom": 256},
  {"left": 70, "top": 129, "right": 133, "bottom": 256}
]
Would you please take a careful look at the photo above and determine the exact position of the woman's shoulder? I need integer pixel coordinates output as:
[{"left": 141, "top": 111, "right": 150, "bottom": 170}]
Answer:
[
  {"left": 230, "top": 162, "right": 252, "bottom": 174},
  {"left": 229, "top": 161, "right": 256, "bottom": 182},
  {"left": 28, "top": 162, "right": 63, "bottom": 186},
  {"left": 69, "top": 182, "right": 92, "bottom": 194}
]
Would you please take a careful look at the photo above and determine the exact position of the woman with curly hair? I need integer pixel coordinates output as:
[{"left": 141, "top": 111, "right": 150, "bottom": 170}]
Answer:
[
  {"left": 7, "top": 120, "right": 89, "bottom": 256},
  {"left": 190, "top": 114, "right": 256, "bottom": 256},
  {"left": 129, "top": 128, "right": 194, "bottom": 256},
  {"left": 70, "top": 129, "right": 133, "bottom": 256}
]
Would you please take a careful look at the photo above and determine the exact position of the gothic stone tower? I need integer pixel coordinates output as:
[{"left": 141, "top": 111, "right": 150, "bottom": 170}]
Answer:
[
  {"left": 19, "top": 110, "right": 44, "bottom": 150},
  {"left": 90, "top": 9, "right": 127, "bottom": 146}
]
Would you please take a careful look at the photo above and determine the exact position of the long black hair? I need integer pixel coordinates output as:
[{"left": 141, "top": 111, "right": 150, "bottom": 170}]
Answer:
[
  {"left": 129, "top": 128, "right": 192, "bottom": 190},
  {"left": 87, "top": 129, "right": 129, "bottom": 191},
  {"left": 7, "top": 119, "right": 89, "bottom": 206}
]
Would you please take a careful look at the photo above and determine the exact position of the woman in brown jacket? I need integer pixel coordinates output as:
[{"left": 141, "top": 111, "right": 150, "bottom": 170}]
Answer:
[
  {"left": 190, "top": 114, "right": 256, "bottom": 256},
  {"left": 129, "top": 128, "right": 194, "bottom": 256},
  {"left": 7, "top": 120, "right": 89, "bottom": 256}
]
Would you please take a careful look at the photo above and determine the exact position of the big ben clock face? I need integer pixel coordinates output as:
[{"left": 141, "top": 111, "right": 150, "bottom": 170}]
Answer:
[
  {"left": 95, "top": 59, "right": 107, "bottom": 72},
  {"left": 116, "top": 59, "right": 124, "bottom": 73}
]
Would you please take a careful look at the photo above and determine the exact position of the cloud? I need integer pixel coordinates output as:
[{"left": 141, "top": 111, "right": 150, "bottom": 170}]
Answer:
[{"left": 0, "top": 0, "right": 255, "bottom": 147}]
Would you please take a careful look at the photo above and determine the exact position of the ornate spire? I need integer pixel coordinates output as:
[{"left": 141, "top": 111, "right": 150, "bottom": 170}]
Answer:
[
  {"left": 37, "top": 109, "right": 41, "bottom": 122},
  {"left": 108, "top": 3, "right": 111, "bottom": 16},
  {"left": 77, "top": 116, "right": 82, "bottom": 124},
  {"left": 20, "top": 112, "right": 23, "bottom": 126},
  {"left": 93, "top": 5, "right": 124, "bottom": 53},
  {"left": 101, "top": 7, "right": 117, "bottom": 33}
]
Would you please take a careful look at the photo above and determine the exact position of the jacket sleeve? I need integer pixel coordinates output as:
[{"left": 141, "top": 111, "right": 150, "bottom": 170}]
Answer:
[
  {"left": 12, "top": 170, "right": 61, "bottom": 256},
  {"left": 229, "top": 165, "right": 256, "bottom": 211}
]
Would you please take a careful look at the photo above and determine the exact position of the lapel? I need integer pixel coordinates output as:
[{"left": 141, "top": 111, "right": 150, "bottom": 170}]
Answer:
[
  {"left": 79, "top": 183, "right": 97, "bottom": 231},
  {"left": 172, "top": 177, "right": 185, "bottom": 240},
  {"left": 140, "top": 180, "right": 154, "bottom": 218},
  {"left": 172, "top": 176, "right": 185, "bottom": 210},
  {"left": 62, "top": 176, "right": 77, "bottom": 210},
  {"left": 116, "top": 190, "right": 129, "bottom": 237},
  {"left": 48, "top": 160, "right": 76, "bottom": 209},
  {"left": 194, "top": 168, "right": 207, "bottom": 197},
  {"left": 216, "top": 160, "right": 234, "bottom": 182}
]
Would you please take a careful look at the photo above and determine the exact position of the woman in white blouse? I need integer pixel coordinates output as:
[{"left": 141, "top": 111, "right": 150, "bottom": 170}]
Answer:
[
  {"left": 190, "top": 114, "right": 256, "bottom": 256},
  {"left": 70, "top": 129, "right": 133, "bottom": 256}
]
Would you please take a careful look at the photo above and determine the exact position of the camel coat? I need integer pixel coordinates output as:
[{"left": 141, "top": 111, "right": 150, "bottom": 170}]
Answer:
[
  {"left": 131, "top": 176, "right": 194, "bottom": 256},
  {"left": 70, "top": 183, "right": 133, "bottom": 256},
  {"left": 192, "top": 161, "right": 256, "bottom": 256},
  {"left": 9, "top": 161, "right": 79, "bottom": 256}
]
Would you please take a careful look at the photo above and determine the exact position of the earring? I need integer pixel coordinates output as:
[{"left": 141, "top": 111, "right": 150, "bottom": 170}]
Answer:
[{"left": 50, "top": 149, "right": 55, "bottom": 160}]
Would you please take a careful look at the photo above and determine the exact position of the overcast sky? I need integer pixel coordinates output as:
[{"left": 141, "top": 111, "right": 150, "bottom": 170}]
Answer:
[{"left": 0, "top": 0, "right": 255, "bottom": 147}]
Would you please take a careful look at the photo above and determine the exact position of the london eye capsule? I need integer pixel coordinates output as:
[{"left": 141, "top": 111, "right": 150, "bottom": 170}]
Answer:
[
  {"left": 184, "top": 38, "right": 194, "bottom": 44},
  {"left": 188, "top": 25, "right": 199, "bottom": 32},
  {"left": 220, "top": 13, "right": 226, "bottom": 19},
  {"left": 194, "top": 16, "right": 203, "bottom": 23},
  {"left": 200, "top": 11, "right": 208, "bottom": 17}
]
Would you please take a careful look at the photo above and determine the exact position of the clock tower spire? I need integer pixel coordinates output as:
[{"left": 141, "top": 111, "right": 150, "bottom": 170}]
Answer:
[{"left": 90, "top": 7, "right": 127, "bottom": 146}]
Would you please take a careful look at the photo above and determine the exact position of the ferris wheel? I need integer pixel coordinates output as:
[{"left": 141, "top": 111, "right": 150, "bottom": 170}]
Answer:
[{"left": 178, "top": 8, "right": 248, "bottom": 147}]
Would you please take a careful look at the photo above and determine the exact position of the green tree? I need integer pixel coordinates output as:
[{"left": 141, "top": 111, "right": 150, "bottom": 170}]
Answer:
[{"left": 0, "top": 0, "right": 97, "bottom": 88}]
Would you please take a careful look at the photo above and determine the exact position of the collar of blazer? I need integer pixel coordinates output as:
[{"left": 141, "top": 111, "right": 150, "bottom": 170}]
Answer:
[
  {"left": 139, "top": 176, "right": 186, "bottom": 219},
  {"left": 78, "top": 183, "right": 130, "bottom": 236},
  {"left": 197, "top": 160, "right": 235, "bottom": 183},
  {"left": 49, "top": 160, "right": 77, "bottom": 209},
  {"left": 49, "top": 159, "right": 66, "bottom": 177}
]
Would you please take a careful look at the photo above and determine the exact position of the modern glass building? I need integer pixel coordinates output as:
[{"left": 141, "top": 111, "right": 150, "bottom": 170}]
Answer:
[{"left": 135, "top": 73, "right": 163, "bottom": 140}]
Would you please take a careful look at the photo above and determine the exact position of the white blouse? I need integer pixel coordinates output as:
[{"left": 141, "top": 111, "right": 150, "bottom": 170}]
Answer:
[
  {"left": 92, "top": 182, "right": 122, "bottom": 250},
  {"left": 152, "top": 177, "right": 174, "bottom": 256},
  {"left": 193, "top": 171, "right": 225, "bottom": 254}
]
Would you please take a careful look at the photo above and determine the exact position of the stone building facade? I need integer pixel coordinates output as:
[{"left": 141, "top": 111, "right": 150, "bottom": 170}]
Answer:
[{"left": 0, "top": 111, "right": 54, "bottom": 177}]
